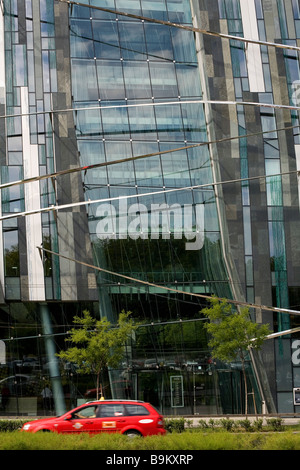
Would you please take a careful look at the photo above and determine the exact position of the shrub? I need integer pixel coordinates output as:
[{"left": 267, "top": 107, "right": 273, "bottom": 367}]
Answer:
[
  {"left": 219, "top": 418, "right": 235, "bottom": 432},
  {"left": 164, "top": 418, "right": 185, "bottom": 433},
  {"left": 197, "top": 420, "right": 209, "bottom": 429},
  {"left": 185, "top": 419, "right": 193, "bottom": 429},
  {"left": 0, "top": 420, "right": 27, "bottom": 432},
  {"left": 252, "top": 418, "right": 264, "bottom": 432},
  {"left": 237, "top": 418, "right": 253, "bottom": 432},
  {"left": 208, "top": 418, "right": 217, "bottom": 428},
  {"left": 266, "top": 418, "right": 284, "bottom": 432}
]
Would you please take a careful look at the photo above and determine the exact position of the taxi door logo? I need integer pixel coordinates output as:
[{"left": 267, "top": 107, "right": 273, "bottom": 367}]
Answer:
[
  {"left": 102, "top": 421, "right": 116, "bottom": 429},
  {"left": 73, "top": 422, "right": 83, "bottom": 429}
]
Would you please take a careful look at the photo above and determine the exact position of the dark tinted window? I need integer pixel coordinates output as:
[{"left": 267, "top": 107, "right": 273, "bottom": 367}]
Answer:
[
  {"left": 97, "top": 404, "right": 124, "bottom": 417},
  {"left": 124, "top": 404, "right": 150, "bottom": 416}
]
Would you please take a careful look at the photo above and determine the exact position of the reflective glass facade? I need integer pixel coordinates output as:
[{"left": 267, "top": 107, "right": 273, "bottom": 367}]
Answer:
[{"left": 0, "top": 0, "right": 300, "bottom": 417}]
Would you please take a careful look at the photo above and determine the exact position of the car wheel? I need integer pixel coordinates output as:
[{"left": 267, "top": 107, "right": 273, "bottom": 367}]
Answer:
[{"left": 123, "top": 430, "right": 142, "bottom": 438}]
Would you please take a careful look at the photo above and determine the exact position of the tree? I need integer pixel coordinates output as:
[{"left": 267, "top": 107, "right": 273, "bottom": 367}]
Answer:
[
  {"left": 201, "top": 298, "right": 271, "bottom": 415},
  {"left": 57, "top": 310, "right": 136, "bottom": 400}
]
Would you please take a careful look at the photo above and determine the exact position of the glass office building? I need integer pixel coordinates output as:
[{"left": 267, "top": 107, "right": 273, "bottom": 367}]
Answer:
[{"left": 0, "top": 0, "right": 299, "bottom": 416}]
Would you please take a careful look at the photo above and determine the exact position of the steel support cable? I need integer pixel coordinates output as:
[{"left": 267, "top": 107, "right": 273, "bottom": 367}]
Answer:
[
  {"left": 1, "top": 4, "right": 300, "bottom": 343},
  {"left": 0, "top": 122, "right": 299, "bottom": 191},
  {"left": 37, "top": 246, "right": 300, "bottom": 319},
  {"left": 3, "top": 322, "right": 300, "bottom": 343},
  {"left": 0, "top": 1, "right": 299, "bottom": 192},
  {"left": 2, "top": 98, "right": 300, "bottom": 122},
  {"left": 0, "top": 167, "right": 298, "bottom": 221},
  {"left": 57, "top": 0, "right": 300, "bottom": 53}
]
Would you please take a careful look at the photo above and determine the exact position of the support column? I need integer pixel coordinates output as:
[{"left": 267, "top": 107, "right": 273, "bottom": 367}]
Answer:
[{"left": 40, "top": 303, "right": 66, "bottom": 415}]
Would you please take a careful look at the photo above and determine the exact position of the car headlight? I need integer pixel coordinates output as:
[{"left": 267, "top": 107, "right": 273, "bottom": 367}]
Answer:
[{"left": 23, "top": 424, "right": 31, "bottom": 430}]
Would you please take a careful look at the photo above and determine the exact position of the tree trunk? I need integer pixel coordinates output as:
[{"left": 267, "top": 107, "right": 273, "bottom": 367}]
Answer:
[
  {"left": 96, "top": 372, "right": 99, "bottom": 400},
  {"left": 241, "top": 361, "right": 248, "bottom": 415},
  {"left": 96, "top": 370, "right": 102, "bottom": 400}
]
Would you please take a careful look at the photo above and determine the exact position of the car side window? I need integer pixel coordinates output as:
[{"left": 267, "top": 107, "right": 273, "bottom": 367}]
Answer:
[
  {"left": 124, "top": 404, "right": 150, "bottom": 416},
  {"left": 97, "top": 404, "right": 124, "bottom": 417},
  {"left": 72, "top": 405, "right": 98, "bottom": 419}
]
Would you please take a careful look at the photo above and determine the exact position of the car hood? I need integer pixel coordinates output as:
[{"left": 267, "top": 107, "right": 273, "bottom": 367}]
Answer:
[{"left": 23, "top": 416, "right": 62, "bottom": 427}]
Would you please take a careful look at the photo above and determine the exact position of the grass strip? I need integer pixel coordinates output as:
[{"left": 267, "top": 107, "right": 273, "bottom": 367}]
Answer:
[{"left": 0, "top": 430, "right": 299, "bottom": 451}]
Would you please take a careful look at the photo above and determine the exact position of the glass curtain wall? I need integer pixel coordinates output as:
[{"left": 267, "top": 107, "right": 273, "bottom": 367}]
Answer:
[
  {"left": 217, "top": 0, "right": 300, "bottom": 412},
  {"left": 69, "top": 0, "right": 261, "bottom": 415},
  {"left": 0, "top": 0, "right": 265, "bottom": 417}
]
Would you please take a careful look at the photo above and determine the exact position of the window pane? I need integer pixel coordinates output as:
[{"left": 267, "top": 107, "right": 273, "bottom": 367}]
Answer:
[
  {"left": 72, "top": 60, "right": 98, "bottom": 101},
  {"left": 149, "top": 62, "right": 177, "bottom": 98},
  {"left": 155, "top": 103, "right": 184, "bottom": 141},
  {"left": 70, "top": 19, "right": 94, "bottom": 58},
  {"left": 13, "top": 45, "right": 27, "bottom": 86},
  {"left": 90, "top": 0, "right": 115, "bottom": 19},
  {"left": 4, "top": 229, "right": 19, "bottom": 276},
  {"left": 1, "top": 167, "right": 24, "bottom": 213},
  {"left": 118, "top": 22, "right": 147, "bottom": 60},
  {"left": 105, "top": 141, "right": 134, "bottom": 184},
  {"left": 265, "top": 160, "right": 282, "bottom": 206},
  {"left": 93, "top": 20, "right": 120, "bottom": 59},
  {"left": 78, "top": 140, "right": 107, "bottom": 187},
  {"left": 176, "top": 64, "right": 202, "bottom": 97},
  {"left": 115, "top": 0, "right": 141, "bottom": 15},
  {"left": 97, "top": 60, "right": 125, "bottom": 100},
  {"left": 230, "top": 41, "right": 247, "bottom": 77},
  {"left": 160, "top": 145, "right": 190, "bottom": 187},
  {"left": 75, "top": 102, "right": 102, "bottom": 138},
  {"left": 123, "top": 62, "right": 152, "bottom": 99},
  {"left": 101, "top": 102, "right": 130, "bottom": 139},
  {"left": 167, "top": 0, "right": 192, "bottom": 23},
  {"left": 181, "top": 102, "right": 207, "bottom": 141},
  {"left": 128, "top": 101, "right": 157, "bottom": 140},
  {"left": 144, "top": 24, "right": 173, "bottom": 61},
  {"left": 171, "top": 29, "right": 197, "bottom": 63},
  {"left": 269, "top": 221, "right": 286, "bottom": 268},
  {"left": 142, "top": 0, "right": 168, "bottom": 20}
]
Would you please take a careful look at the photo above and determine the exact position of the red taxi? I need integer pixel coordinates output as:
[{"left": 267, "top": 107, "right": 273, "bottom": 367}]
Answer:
[{"left": 21, "top": 400, "right": 166, "bottom": 437}]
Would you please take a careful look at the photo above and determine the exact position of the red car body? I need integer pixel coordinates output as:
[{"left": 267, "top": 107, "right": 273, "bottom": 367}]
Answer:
[{"left": 21, "top": 400, "right": 166, "bottom": 437}]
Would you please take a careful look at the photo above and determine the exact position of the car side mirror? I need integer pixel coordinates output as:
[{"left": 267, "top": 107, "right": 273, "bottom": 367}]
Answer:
[{"left": 64, "top": 414, "right": 72, "bottom": 420}]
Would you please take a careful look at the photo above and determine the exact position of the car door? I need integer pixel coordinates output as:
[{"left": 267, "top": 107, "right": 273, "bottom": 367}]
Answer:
[
  {"left": 121, "top": 404, "right": 153, "bottom": 434},
  {"left": 96, "top": 403, "right": 125, "bottom": 433},
  {"left": 55, "top": 405, "right": 100, "bottom": 434}
]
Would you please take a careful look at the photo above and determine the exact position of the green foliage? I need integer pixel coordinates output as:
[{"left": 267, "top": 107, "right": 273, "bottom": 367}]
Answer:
[
  {"left": 164, "top": 418, "right": 186, "bottom": 433},
  {"left": 219, "top": 418, "right": 235, "bottom": 431},
  {"left": 252, "top": 418, "right": 264, "bottom": 432},
  {"left": 201, "top": 298, "right": 271, "bottom": 414},
  {"left": 237, "top": 418, "right": 253, "bottom": 432},
  {"left": 0, "top": 426, "right": 299, "bottom": 450},
  {"left": 266, "top": 418, "right": 284, "bottom": 431},
  {"left": 208, "top": 418, "right": 217, "bottom": 428},
  {"left": 57, "top": 309, "right": 136, "bottom": 398},
  {"left": 0, "top": 420, "right": 27, "bottom": 432},
  {"left": 0, "top": 416, "right": 296, "bottom": 451},
  {"left": 201, "top": 298, "right": 271, "bottom": 363},
  {"left": 196, "top": 418, "right": 264, "bottom": 432}
]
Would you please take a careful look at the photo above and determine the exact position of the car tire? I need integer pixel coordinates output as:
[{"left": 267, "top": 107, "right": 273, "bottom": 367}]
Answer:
[{"left": 123, "top": 430, "right": 142, "bottom": 438}]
